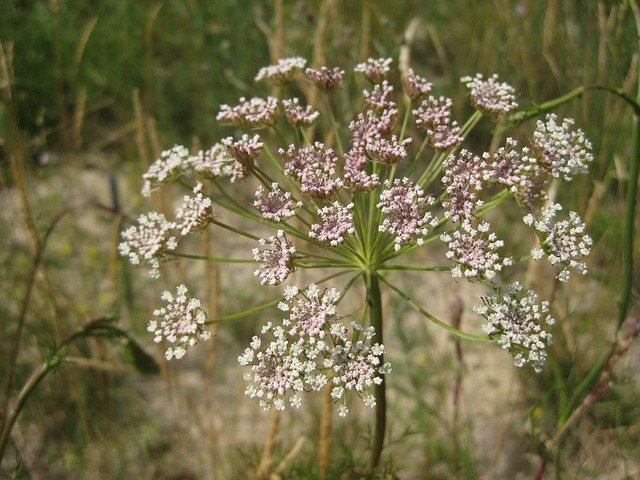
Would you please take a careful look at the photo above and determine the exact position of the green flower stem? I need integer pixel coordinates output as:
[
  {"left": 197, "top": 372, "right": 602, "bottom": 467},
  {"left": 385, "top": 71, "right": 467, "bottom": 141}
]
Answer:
[
  {"left": 378, "top": 265, "right": 451, "bottom": 272},
  {"left": 475, "top": 189, "right": 511, "bottom": 215},
  {"left": 167, "top": 251, "right": 257, "bottom": 263},
  {"left": 500, "top": 87, "right": 586, "bottom": 133},
  {"left": 211, "top": 179, "right": 259, "bottom": 218},
  {"left": 314, "top": 269, "right": 359, "bottom": 287},
  {"left": 323, "top": 96, "right": 345, "bottom": 156},
  {"left": 406, "top": 137, "right": 431, "bottom": 178},
  {"left": 379, "top": 276, "right": 489, "bottom": 341},
  {"left": 619, "top": 0, "right": 640, "bottom": 329},
  {"left": 210, "top": 219, "right": 261, "bottom": 241},
  {"left": 399, "top": 96, "right": 413, "bottom": 142},
  {"left": 294, "top": 247, "right": 355, "bottom": 263},
  {"left": 620, "top": 105, "right": 640, "bottom": 330},
  {"left": 252, "top": 165, "right": 277, "bottom": 188},
  {"left": 366, "top": 271, "right": 386, "bottom": 471},
  {"left": 296, "top": 262, "right": 355, "bottom": 269},
  {"left": 0, "top": 349, "right": 65, "bottom": 463},
  {"left": 207, "top": 298, "right": 282, "bottom": 325},
  {"left": 459, "top": 110, "right": 484, "bottom": 138},
  {"left": 501, "top": 85, "right": 640, "bottom": 136}
]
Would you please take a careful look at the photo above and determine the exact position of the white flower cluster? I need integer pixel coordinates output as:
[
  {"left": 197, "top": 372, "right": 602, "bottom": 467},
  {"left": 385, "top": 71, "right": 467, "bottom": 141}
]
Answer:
[
  {"left": 175, "top": 183, "right": 214, "bottom": 236},
  {"left": 148, "top": 284, "right": 211, "bottom": 360},
  {"left": 141, "top": 144, "right": 237, "bottom": 196},
  {"left": 252, "top": 230, "right": 297, "bottom": 286},
  {"left": 533, "top": 113, "right": 593, "bottom": 181},
  {"left": 120, "top": 183, "right": 214, "bottom": 278},
  {"left": 309, "top": 202, "right": 356, "bottom": 246},
  {"left": 524, "top": 203, "right": 592, "bottom": 282},
  {"left": 440, "top": 220, "right": 513, "bottom": 281},
  {"left": 354, "top": 57, "right": 393, "bottom": 83},
  {"left": 254, "top": 183, "right": 302, "bottom": 223},
  {"left": 238, "top": 285, "right": 390, "bottom": 415},
  {"left": 461, "top": 73, "right": 518, "bottom": 115},
  {"left": 118, "top": 211, "right": 178, "bottom": 279},
  {"left": 255, "top": 56, "right": 307, "bottom": 84},
  {"left": 474, "top": 282, "right": 554, "bottom": 373}
]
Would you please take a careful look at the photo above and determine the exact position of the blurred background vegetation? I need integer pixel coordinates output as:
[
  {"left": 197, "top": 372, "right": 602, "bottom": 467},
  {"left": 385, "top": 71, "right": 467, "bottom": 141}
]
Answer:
[{"left": 1, "top": 0, "right": 639, "bottom": 478}]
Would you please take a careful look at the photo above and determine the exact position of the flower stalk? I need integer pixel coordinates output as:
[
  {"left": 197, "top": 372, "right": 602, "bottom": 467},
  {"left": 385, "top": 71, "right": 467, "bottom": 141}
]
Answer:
[{"left": 367, "top": 271, "right": 385, "bottom": 470}]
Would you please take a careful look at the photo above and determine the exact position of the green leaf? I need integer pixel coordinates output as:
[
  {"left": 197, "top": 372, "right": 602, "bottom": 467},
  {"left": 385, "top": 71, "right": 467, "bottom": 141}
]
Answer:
[{"left": 123, "top": 338, "right": 160, "bottom": 375}]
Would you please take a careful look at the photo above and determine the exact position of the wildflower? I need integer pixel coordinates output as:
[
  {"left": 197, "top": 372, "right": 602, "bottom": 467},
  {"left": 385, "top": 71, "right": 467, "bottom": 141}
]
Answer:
[
  {"left": 474, "top": 282, "right": 554, "bottom": 373},
  {"left": 355, "top": 57, "right": 393, "bottom": 83},
  {"left": 532, "top": 113, "right": 593, "bottom": 181},
  {"left": 365, "top": 135, "right": 412, "bottom": 165},
  {"left": 350, "top": 109, "right": 398, "bottom": 144},
  {"left": 363, "top": 81, "right": 396, "bottom": 114},
  {"left": 119, "top": 211, "right": 178, "bottom": 278},
  {"left": 523, "top": 203, "right": 592, "bottom": 281},
  {"left": 343, "top": 147, "right": 380, "bottom": 192},
  {"left": 142, "top": 145, "right": 190, "bottom": 196},
  {"left": 240, "top": 324, "right": 308, "bottom": 411},
  {"left": 377, "top": 178, "right": 438, "bottom": 251},
  {"left": 239, "top": 285, "right": 388, "bottom": 414},
  {"left": 440, "top": 220, "right": 512, "bottom": 280},
  {"left": 255, "top": 56, "right": 307, "bottom": 85},
  {"left": 309, "top": 202, "right": 356, "bottom": 246},
  {"left": 254, "top": 183, "right": 302, "bottom": 223},
  {"left": 221, "top": 134, "right": 263, "bottom": 164},
  {"left": 281, "top": 143, "right": 343, "bottom": 198},
  {"left": 482, "top": 137, "right": 542, "bottom": 209},
  {"left": 282, "top": 98, "right": 320, "bottom": 128},
  {"left": 252, "top": 230, "right": 297, "bottom": 286},
  {"left": 402, "top": 68, "right": 432, "bottom": 101},
  {"left": 442, "top": 149, "right": 485, "bottom": 222},
  {"left": 413, "top": 96, "right": 463, "bottom": 150},
  {"left": 175, "top": 183, "right": 214, "bottom": 236},
  {"left": 305, "top": 66, "right": 346, "bottom": 91},
  {"left": 284, "top": 285, "right": 341, "bottom": 338},
  {"left": 148, "top": 284, "right": 211, "bottom": 360},
  {"left": 216, "top": 96, "right": 279, "bottom": 128},
  {"left": 461, "top": 73, "right": 518, "bottom": 115},
  {"left": 186, "top": 143, "right": 236, "bottom": 179}
]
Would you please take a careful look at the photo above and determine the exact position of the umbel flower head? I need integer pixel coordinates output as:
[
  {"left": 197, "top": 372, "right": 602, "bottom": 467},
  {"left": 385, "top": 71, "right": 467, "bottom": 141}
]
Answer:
[
  {"left": 238, "top": 285, "right": 389, "bottom": 415},
  {"left": 122, "top": 55, "right": 595, "bottom": 416},
  {"left": 474, "top": 282, "right": 554, "bottom": 373},
  {"left": 148, "top": 284, "right": 211, "bottom": 360}
]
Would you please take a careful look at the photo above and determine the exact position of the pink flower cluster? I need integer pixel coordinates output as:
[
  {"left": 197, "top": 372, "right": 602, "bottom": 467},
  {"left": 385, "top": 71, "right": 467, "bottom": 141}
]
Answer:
[
  {"left": 238, "top": 285, "right": 390, "bottom": 414},
  {"left": 305, "top": 66, "right": 346, "bottom": 91},
  {"left": 281, "top": 142, "right": 343, "bottom": 198},
  {"left": 118, "top": 211, "right": 178, "bottom": 279},
  {"left": 377, "top": 178, "right": 438, "bottom": 251},
  {"left": 253, "top": 230, "right": 297, "bottom": 286},
  {"left": 461, "top": 73, "right": 518, "bottom": 115},
  {"left": 413, "top": 96, "right": 463, "bottom": 150},
  {"left": 254, "top": 183, "right": 302, "bottom": 223},
  {"left": 309, "top": 202, "right": 356, "bottom": 246},
  {"left": 216, "top": 96, "right": 279, "bottom": 128}
]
